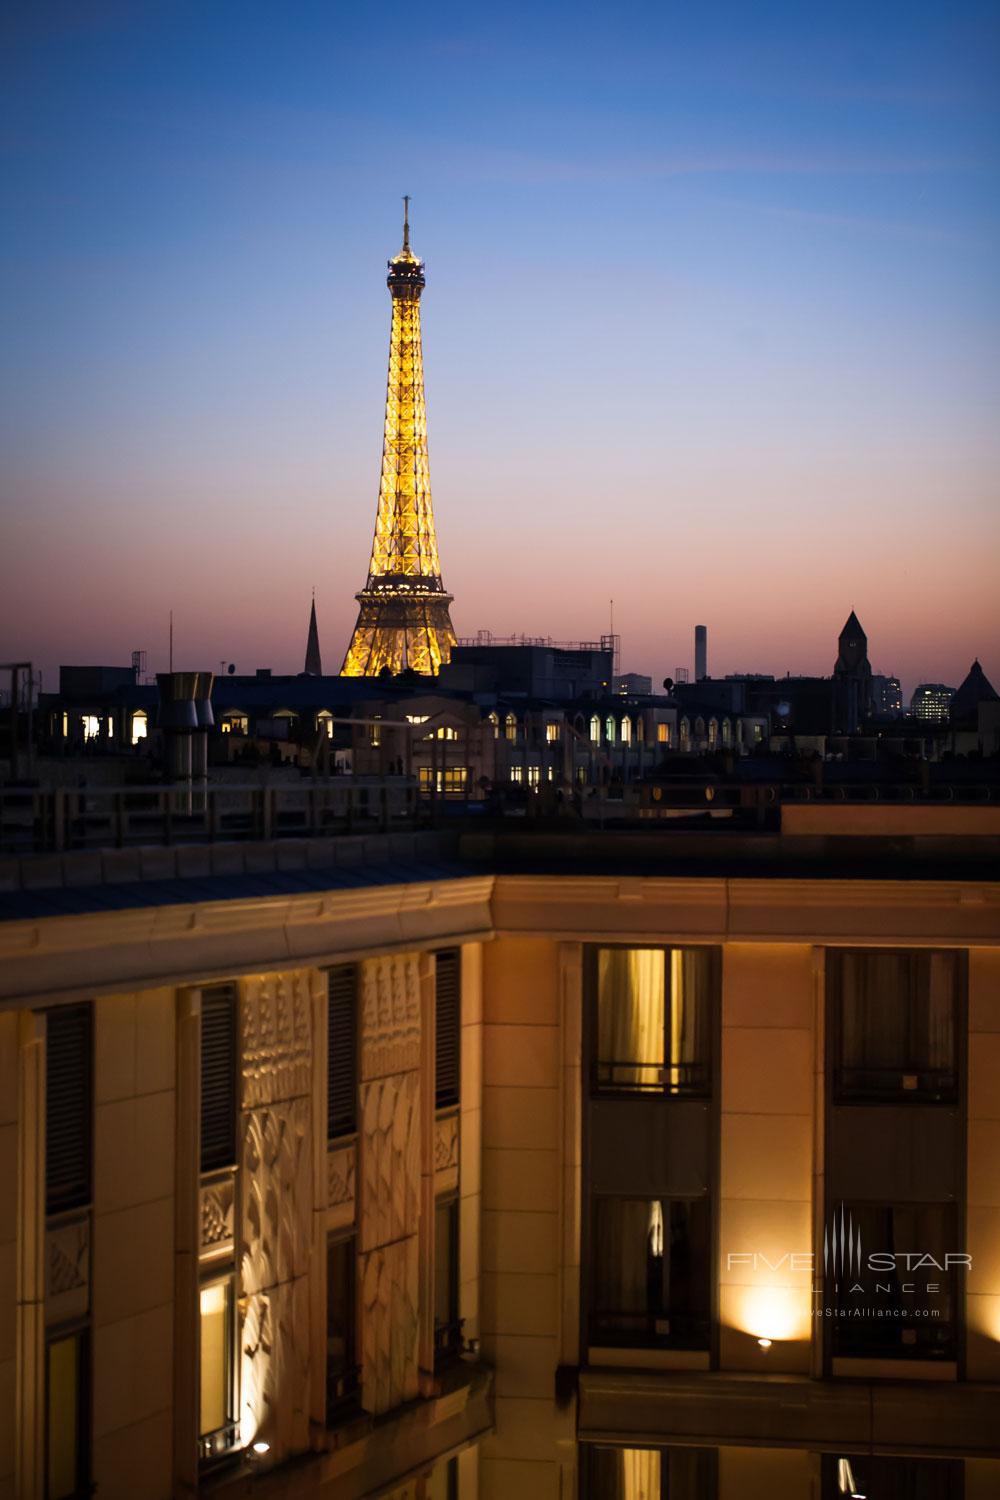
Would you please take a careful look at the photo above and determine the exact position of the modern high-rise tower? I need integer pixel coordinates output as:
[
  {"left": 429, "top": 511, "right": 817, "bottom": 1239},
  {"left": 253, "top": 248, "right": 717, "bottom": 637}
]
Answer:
[{"left": 341, "top": 202, "right": 456, "bottom": 676}]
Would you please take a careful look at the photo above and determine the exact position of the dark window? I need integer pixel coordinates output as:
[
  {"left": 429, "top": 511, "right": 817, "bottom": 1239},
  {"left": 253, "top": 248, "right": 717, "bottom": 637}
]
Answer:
[
  {"left": 45, "top": 1004, "right": 93, "bottom": 1216},
  {"left": 590, "top": 1196, "right": 711, "bottom": 1350},
  {"left": 828, "top": 1202, "right": 959, "bottom": 1363},
  {"left": 326, "top": 1234, "right": 358, "bottom": 1422},
  {"left": 435, "top": 949, "right": 461, "bottom": 1110},
  {"left": 327, "top": 966, "right": 358, "bottom": 1140},
  {"left": 831, "top": 950, "right": 959, "bottom": 1102},
  {"left": 201, "top": 987, "right": 237, "bottom": 1174},
  {"left": 593, "top": 947, "right": 715, "bottom": 1097},
  {"left": 821, "top": 1453, "right": 963, "bottom": 1500},
  {"left": 434, "top": 1196, "right": 462, "bottom": 1366},
  {"left": 582, "top": 1444, "right": 718, "bottom": 1499},
  {"left": 45, "top": 1328, "right": 90, "bottom": 1500}
]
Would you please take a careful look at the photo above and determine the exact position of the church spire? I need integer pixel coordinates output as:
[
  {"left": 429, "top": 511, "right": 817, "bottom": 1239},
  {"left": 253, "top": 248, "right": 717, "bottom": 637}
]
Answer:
[
  {"left": 304, "top": 594, "right": 322, "bottom": 676},
  {"left": 341, "top": 204, "right": 456, "bottom": 676}
]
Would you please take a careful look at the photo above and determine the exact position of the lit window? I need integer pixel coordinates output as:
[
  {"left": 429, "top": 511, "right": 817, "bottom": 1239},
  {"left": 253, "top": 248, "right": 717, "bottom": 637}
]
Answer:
[
  {"left": 419, "top": 767, "right": 468, "bottom": 797},
  {"left": 621, "top": 716, "right": 632, "bottom": 744},
  {"left": 432, "top": 725, "right": 458, "bottom": 740},
  {"left": 199, "top": 1279, "right": 234, "bottom": 1442},
  {"left": 547, "top": 767, "right": 554, "bottom": 781},
  {"left": 590, "top": 715, "right": 601, "bottom": 744},
  {"left": 505, "top": 713, "right": 517, "bottom": 743},
  {"left": 679, "top": 719, "right": 690, "bottom": 752},
  {"left": 221, "top": 714, "right": 248, "bottom": 735},
  {"left": 546, "top": 722, "right": 560, "bottom": 743},
  {"left": 594, "top": 947, "right": 715, "bottom": 1096},
  {"left": 488, "top": 712, "right": 499, "bottom": 740},
  {"left": 130, "top": 712, "right": 147, "bottom": 745},
  {"left": 46, "top": 1332, "right": 88, "bottom": 1500},
  {"left": 605, "top": 716, "right": 616, "bottom": 745},
  {"left": 82, "top": 716, "right": 100, "bottom": 741},
  {"left": 831, "top": 950, "right": 958, "bottom": 1103},
  {"left": 370, "top": 715, "right": 382, "bottom": 747},
  {"left": 721, "top": 719, "right": 732, "bottom": 749},
  {"left": 527, "top": 766, "right": 540, "bottom": 787},
  {"left": 406, "top": 714, "right": 429, "bottom": 724},
  {"left": 318, "top": 712, "right": 334, "bottom": 739},
  {"left": 510, "top": 765, "right": 523, "bottom": 784},
  {"left": 657, "top": 723, "right": 669, "bottom": 745},
  {"left": 708, "top": 719, "right": 718, "bottom": 751}
]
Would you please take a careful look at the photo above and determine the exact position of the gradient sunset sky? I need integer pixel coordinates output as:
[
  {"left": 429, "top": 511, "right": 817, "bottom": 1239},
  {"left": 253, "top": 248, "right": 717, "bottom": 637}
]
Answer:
[{"left": 3, "top": 0, "right": 999, "bottom": 697}]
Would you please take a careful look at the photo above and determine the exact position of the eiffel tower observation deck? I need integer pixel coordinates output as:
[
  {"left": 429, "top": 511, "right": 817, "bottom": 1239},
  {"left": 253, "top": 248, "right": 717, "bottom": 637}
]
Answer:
[{"left": 341, "top": 201, "right": 457, "bottom": 676}]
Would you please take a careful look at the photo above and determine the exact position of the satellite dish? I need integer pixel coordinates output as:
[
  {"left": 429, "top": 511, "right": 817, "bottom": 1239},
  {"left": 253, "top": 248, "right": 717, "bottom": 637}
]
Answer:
[
  {"left": 228, "top": 663, "right": 236, "bottom": 675},
  {"left": 777, "top": 700, "right": 791, "bottom": 718},
  {"left": 662, "top": 677, "right": 674, "bottom": 693}
]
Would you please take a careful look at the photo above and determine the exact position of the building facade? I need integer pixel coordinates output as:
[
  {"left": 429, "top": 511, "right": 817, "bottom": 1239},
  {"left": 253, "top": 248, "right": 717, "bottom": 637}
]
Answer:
[{"left": 1, "top": 809, "right": 999, "bottom": 1499}]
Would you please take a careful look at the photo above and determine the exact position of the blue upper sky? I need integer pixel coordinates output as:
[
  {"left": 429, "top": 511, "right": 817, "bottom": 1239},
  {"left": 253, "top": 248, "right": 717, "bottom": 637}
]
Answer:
[{"left": 3, "top": 0, "right": 998, "bottom": 691}]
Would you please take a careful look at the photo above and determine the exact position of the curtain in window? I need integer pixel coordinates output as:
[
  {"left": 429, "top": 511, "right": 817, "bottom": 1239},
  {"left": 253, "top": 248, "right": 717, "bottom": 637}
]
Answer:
[
  {"left": 598, "top": 949, "right": 664, "bottom": 1088},
  {"left": 669, "top": 949, "right": 710, "bottom": 1090},
  {"left": 840, "top": 952, "right": 906, "bottom": 1071},
  {"left": 925, "top": 953, "right": 956, "bottom": 1071},
  {"left": 620, "top": 1448, "right": 660, "bottom": 1500},
  {"left": 593, "top": 1197, "right": 655, "bottom": 1317}
]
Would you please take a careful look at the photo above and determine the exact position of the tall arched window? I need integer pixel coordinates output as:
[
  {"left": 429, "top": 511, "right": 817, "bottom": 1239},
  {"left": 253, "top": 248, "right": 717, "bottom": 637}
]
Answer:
[
  {"left": 679, "top": 718, "right": 691, "bottom": 753},
  {"left": 708, "top": 718, "right": 718, "bottom": 751},
  {"left": 721, "top": 718, "right": 732, "bottom": 749},
  {"left": 621, "top": 716, "right": 632, "bottom": 744},
  {"left": 694, "top": 716, "right": 706, "bottom": 745},
  {"left": 488, "top": 712, "right": 499, "bottom": 740},
  {"left": 605, "top": 716, "right": 616, "bottom": 745},
  {"left": 505, "top": 713, "right": 517, "bottom": 743},
  {"left": 590, "top": 715, "right": 601, "bottom": 744}
]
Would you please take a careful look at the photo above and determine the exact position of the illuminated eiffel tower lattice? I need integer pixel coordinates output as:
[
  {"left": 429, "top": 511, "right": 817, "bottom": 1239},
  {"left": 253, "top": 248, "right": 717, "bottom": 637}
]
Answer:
[{"left": 341, "top": 201, "right": 456, "bottom": 676}]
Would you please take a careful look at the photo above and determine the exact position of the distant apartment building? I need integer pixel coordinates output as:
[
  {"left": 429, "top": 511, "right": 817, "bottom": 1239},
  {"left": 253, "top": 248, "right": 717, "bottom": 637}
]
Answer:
[
  {"left": 871, "top": 673, "right": 903, "bottom": 717},
  {"left": 912, "top": 683, "right": 957, "bottom": 721}
]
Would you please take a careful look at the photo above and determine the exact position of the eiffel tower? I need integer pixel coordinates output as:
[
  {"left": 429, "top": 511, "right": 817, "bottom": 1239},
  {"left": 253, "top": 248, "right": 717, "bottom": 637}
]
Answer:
[{"left": 341, "top": 201, "right": 456, "bottom": 676}]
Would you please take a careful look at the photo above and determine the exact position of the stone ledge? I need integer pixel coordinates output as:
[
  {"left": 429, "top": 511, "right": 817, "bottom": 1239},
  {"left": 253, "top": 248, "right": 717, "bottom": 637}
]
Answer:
[{"left": 577, "top": 1367, "right": 1000, "bottom": 1458}]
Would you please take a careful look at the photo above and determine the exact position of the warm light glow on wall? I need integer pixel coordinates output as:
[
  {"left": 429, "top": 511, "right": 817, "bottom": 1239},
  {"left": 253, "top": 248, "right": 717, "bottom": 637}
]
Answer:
[{"left": 730, "top": 1284, "right": 811, "bottom": 1344}]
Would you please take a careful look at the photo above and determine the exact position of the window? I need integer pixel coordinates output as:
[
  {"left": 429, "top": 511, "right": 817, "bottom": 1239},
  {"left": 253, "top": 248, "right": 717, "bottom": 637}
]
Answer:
[
  {"left": 679, "top": 718, "right": 690, "bottom": 752},
  {"left": 435, "top": 949, "right": 461, "bottom": 1109},
  {"left": 201, "top": 987, "right": 237, "bottom": 1173},
  {"left": 527, "top": 765, "right": 540, "bottom": 787},
  {"left": 821, "top": 1453, "right": 962, "bottom": 1500},
  {"left": 418, "top": 766, "right": 468, "bottom": 797},
  {"left": 621, "top": 716, "right": 632, "bottom": 744},
  {"left": 427, "top": 1457, "right": 458, "bottom": 1500},
  {"left": 593, "top": 948, "right": 715, "bottom": 1097},
  {"left": 708, "top": 718, "right": 718, "bottom": 751},
  {"left": 582, "top": 1445, "right": 718, "bottom": 1500},
  {"left": 199, "top": 1278, "right": 236, "bottom": 1450},
  {"left": 721, "top": 718, "right": 732, "bottom": 749},
  {"left": 46, "top": 1330, "right": 89, "bottom": 1500},
  {"left": 429, "top": 725, "right": 458, "bottom": 740},
  {"left": 590, "top": 715, "right": 601, "bottom": 744},
  {"left": 434, "top": 1197, "right": 462, "bottom": 1366},
  {"left": 504, "top": 713, "right": 517, "bottom": 743},
  {"left": 590, "top": 1197, "right": 711, "bottom": 1350},
  {"left": 827, "top": 1202, "right": 959, "bottom": 1364},
  {"left": 830, "top": 950, "right": 960, "bottom": 1102},
  {"left": 370, "top": 715, "right": 381, "bottom": 747},
  {"left": 130, "top": 711, "right": 147, "bottom": 744},
  {"left": 510, "top": 765, "right": 523, "bottom": 784},
  {"left": 657, "top": 722, "right": 669, "bottom": 745},
  {"left": 82, "top": 715, "right": 101, "bottom": 741},
  {"left": 46, "top": 1005, "right": 93, "bottom": 1216},
  {"left": 220, "top": 713, "right": 248, "bottom": 735},
  {"left": 545, "top": 722, "right": 560, "bottom": 743},
  {"left": 488, "top": 712, "right": 499, "bottom": 739},
  {"left": 326, "top": 1234, "right": 358, "bottom": 1421},
  {"left": 605, "top": 715, "right": 616, "bottom": 745},
  {"left": 328, "top": 966, "right": 357, "bottom": 1139}
]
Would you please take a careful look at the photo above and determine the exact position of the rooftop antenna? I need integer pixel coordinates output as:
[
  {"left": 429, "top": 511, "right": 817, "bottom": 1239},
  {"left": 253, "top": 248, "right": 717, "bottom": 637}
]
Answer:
[{"left": 402, "top": 194, "right": 410, "bottom": 251}]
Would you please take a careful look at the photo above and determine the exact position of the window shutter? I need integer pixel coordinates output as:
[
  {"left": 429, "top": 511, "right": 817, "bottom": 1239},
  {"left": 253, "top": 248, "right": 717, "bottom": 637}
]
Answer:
[
  {"left": 328, "top": 966, "right": 357, "bottom": 1139},
  {"left": 45, "top": 1004, "right": 93, "bottom": 1215},
  {"left": 435, "top": 949, "right": 461, "bottom": 1109},
  {"left": 201, "top": 987, "right": 237, "bottom": 1173}
]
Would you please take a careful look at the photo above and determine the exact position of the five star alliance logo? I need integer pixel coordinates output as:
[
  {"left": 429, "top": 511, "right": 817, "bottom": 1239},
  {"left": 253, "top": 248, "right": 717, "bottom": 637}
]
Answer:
[{"left": 823, "top": 1204, "right": 863, "bottom": 1280}]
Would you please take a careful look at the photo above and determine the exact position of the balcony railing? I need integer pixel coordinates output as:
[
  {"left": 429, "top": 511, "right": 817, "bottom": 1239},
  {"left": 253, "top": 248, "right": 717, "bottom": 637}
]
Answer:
[
  {"left": 834, "top": 1066, "right": 958, "bottom": 1104},
  {"left": 593, "top": 1059, "right": 711, "bottom": 1097}
]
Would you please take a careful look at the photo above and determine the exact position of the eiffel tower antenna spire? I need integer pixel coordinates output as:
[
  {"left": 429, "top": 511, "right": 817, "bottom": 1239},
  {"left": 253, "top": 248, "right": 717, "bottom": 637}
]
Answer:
[{"left": 341, "top": 204, "right": 456, "bottom": 676}]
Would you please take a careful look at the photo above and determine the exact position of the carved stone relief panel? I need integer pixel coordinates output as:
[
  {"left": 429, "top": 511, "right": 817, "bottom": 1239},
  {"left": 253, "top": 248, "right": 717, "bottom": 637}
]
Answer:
[
  {"left": 359, "top": 1235, "right": 419, "bottom": 1415},
  {"left": 240, "top": 1273, "right": 310, "bottom": 1456},
  {"left": 240, "top": 970, "right": 313, "bottom": 1110},
  {"left": 359, "top": 1071, "right": 420, "bottom": 1254},
  {"left": 241, "top": 1097, "right": 313, "bottom": 1294},
  {"left": 434, "top": 1111, "right": 459, "bottom": 1195},
  {"left": 45, "top": 1212, "right": 90, "bottom": 1325},
  {"left": 200, "top": 1170, "right": 236, "bottom": 1260},
  {"left": 327, "top": 1142, "right": 356, "bottom": 1214},
  {"left": 359, "top": 954, "right": 421, "bottom": 1082}
]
